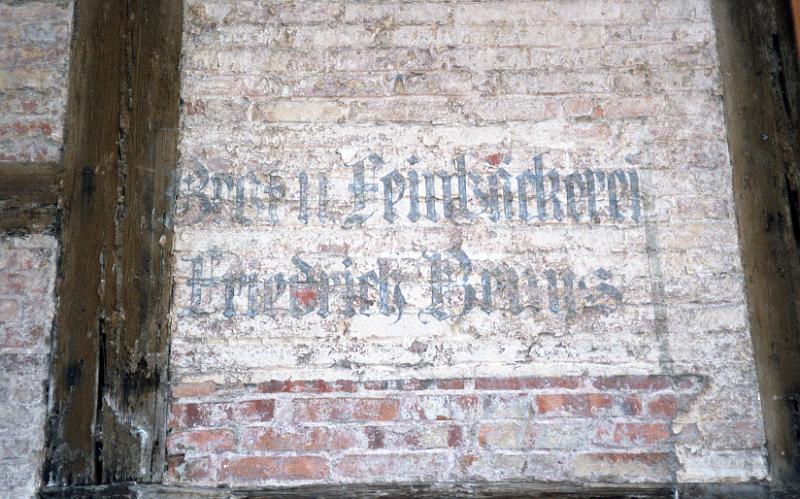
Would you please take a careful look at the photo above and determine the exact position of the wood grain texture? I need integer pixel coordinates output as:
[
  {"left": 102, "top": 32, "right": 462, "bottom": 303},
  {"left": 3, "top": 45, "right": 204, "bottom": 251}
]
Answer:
[
  {"left": 712, "top": 0, "right": 800, "bottom": 483},
  {"left": 0, "top": 162, "right": 60, "bottom": 206},
  {"left": 37, "top": 481, "right": 800, "bottom": 499},
  {"left": 0, "top": 162, "right": 60, "bottom": 234},
  {"left": 43, "top": 0, "right": 182, "bottom": 486}
]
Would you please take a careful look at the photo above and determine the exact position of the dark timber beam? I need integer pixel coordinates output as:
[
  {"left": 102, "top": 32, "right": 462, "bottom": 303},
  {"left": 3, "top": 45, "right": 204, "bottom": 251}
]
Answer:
[
  {"left": 713, "top": 0, "right": 800, "bottom": 483},
  {"left": 34, "top": 481, "right": 800, "bottom": 498},
  {"left": 43, "top": 0, "right": 183, "bottom": 486},
  {"left": 0, "top": 161, "right": 60, "bottom": 234}
]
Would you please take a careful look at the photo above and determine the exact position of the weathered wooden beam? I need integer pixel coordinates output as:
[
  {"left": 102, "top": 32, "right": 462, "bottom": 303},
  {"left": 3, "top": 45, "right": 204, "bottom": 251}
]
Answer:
[
  {"left": 0, "top": 162, "right": 60, "bottom": 234},
  {"left": 712, "top": 0, "right": 800, "bottom": 483},
  {"left": 100, "top": 0, "right": 183, "bottom": 482},
  {"left": 36, "top": 481, "right": 800, "bottom": 499},
  {"left": 43, "top": 0, "right": 182, "bottom": 486},
  {"left": 0, "top": 162, "right": 60, "bottom": 206},
  {"left": 793, "top": 0, "right": 800, "bottom": 62}
]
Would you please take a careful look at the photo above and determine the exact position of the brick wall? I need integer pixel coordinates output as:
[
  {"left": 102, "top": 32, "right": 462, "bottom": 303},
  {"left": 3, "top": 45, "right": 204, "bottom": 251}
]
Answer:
[
  {"left": 0, "top": 2, "right": 72, "bottom": 498},
  {"left": 168, "top": 374, "right": 710, "bottom": 484},
  {"left": 169, "top": 0, "right": 768, "bottom": 487},
  {"left": 0, "top": 236, "right": 58, "bottom": 498},
  {"left": 0, "top": 1, "right": 71, "bottom": 163}
]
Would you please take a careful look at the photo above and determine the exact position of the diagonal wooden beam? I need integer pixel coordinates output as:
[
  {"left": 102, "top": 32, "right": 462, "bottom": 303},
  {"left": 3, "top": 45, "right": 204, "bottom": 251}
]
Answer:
[{"left": 43, "top": 0, "right": 183, "bottom": 486}]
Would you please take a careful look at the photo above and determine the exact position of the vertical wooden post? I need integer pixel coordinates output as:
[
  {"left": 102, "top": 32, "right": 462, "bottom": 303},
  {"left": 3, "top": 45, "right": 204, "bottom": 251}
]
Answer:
[
  {"left": 712, "top": 0, "right": 800, "bottom": 483},
  {"left": 43, "top": 0, "right": 183, "bottom": 485}
]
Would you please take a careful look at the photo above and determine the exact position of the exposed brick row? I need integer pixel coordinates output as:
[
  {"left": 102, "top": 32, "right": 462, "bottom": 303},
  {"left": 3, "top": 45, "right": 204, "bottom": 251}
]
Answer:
[
  {"left": 173, "top": 374, "right": 703, "bottom": 398},
  {"left": 166, "top": 374, "right": 709, "bottom": 484}
]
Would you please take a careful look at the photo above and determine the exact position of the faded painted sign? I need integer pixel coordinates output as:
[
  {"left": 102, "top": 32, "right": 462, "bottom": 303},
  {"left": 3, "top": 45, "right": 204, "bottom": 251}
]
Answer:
[{"left": 175, "top": 152, "right": 641, "bottom": 327}]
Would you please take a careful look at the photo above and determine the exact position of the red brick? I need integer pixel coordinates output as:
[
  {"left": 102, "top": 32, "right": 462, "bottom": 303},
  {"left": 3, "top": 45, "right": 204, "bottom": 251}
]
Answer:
[
  {"left": 241, "top": 426, "right": 360, "bottom": 452},
  {"left": 220, "top": 456, "right": 329, "bottom": 481},
  {"left": 0, "top": 325, "right": 44, "bottom": 348},
  {"left": 574, "top": 452, "right": 674, "bottom": 481},
  {"left": 480, "top": 393, "right": 533, "bottom": 419},
  {"left": 368, "top": 424, "right": 463, "bottom": 450},
  {"left": 703, "top": 420, "right": 765, "bottom": 450},
  {"left": 166, "top": 455, "right": 212, "bottom": 483},
  {"left": 675, "top": 375, "right": 705, "bottom": 392},
  {"left": 361, "top": 381, "right": 390, "bottom": 390},
  {"left": 527, "top": 421, "right": 596, "bottom": 450},
  {"left": 591, "top": 375, "right": 672, "bottom": 391},
  {"left": 535, "top": 394, "right": 612, "bottom": 417},
  {"left": 335, "top": 453, "right": 449, "bottom": 481},
  {"left": 603, "top": 97, "right": 664, "bottom": 119},
  {"left": 0, "top": 273, "right": 37, "bottom": 294},
  {"left": 257, "top": 379, "right": 357, "bottom": 393},
  {"left": 563, "top": 97, "right": 601, "bottom": 118},
  {"left": 647, "top": 394, "right": 679, "bottom": 418},
  {"left": 437, "top": 379, "right": 467, "bottom": 390},
  {"left": 673, "top": 423, "right": 702, "bottom": 444},
  {"left": 170, "top": 399, "right": 274, "bottom": 429},
  {"left": 0, "top": 3, "right": 72, "bottom": 22},
  {"left": 0, "top": 299, "right": 19, "bottom": 321},
  {"left": 172, "top": 381, "right": 218, "bottom": 398},
  {"left": 231, "top": 400, "right": 276, "bottom": 422},
  {"left": 621, "top": 395, "right": 643, "bottom": 416},
  {"left": 595, "top": 423, "right": 671, "bottom": 448},
  {"left": 447, "top": 425, "right": 463, "bottom": 448},
  {"left": 364, "top": 427, "right": 384, "bottom": 449},
  {"left": 292, "top": 398, "right": 399, "bottom": 422},
  {"left": 167, "top": 429, "right": 235, "bottom": 454},
  {"left": 184, "top": 98, "right": 207, "bottom": 115},
  {"left": 0, "top": 437, "right": 32, "bottom": 456},
  {"left": 478, "top": 422, "right": 521, "bottom": 449},
  {"left": 404, "top": 395, "right": 478, "bottom": 421},
  {"left": 400, "top": 379, "right": 466, "bottom": 390},
  {"left": 0, "top": 352, "right": 46, "bottom": 376},
  {"left": 578, "top": 452, "right": 672, "bottom": 465},
  {"left": 362, "top": 378, "right": 465, "bottom": 391},
  {"left": 475, "top": 376, "right": 582, "bottom": 390}
]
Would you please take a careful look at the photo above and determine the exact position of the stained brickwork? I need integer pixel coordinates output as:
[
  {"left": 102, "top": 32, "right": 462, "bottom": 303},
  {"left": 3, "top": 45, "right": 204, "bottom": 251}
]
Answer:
[
  {"left": 0, "top": 1, "right": 71, "bottom": 163},
  {"left": 166, "top": 0, "right": 768, "bottom": 487},
  {"left": 168, "top": 375, "right": 712, "bottom": 484},
  {"left": 0, "top": 1, "right": 72, "bottom": 497},
  {"left": 0, "top": 236, "right": 58, "bottom": 498}
]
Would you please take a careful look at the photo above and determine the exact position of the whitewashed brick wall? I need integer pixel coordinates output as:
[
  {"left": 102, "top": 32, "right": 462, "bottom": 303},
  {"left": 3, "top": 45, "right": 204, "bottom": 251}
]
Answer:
[
  {"left": 168, "top": 0, "right": 767, "bottom": 486},
  {"left": 0, "top": 2, "right": 72, "bottom": 497}
]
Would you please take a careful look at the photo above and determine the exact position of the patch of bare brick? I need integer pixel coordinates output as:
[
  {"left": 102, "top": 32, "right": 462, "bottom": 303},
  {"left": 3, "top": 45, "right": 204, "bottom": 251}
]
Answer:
[{"left": 166, "top": 375, "right": 708, "bottom": 485}]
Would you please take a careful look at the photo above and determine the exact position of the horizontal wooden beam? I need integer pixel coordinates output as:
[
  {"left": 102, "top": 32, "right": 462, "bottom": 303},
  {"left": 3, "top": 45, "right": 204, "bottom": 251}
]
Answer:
[
  {"left": 0, "top": 161, "right": 60, "bottom": 206},
  {"left": 0, "top": 161, "right": 60, "bottom": 234},
  {"left": 36, "top": 481, "right": 800, "bottom": 499}
]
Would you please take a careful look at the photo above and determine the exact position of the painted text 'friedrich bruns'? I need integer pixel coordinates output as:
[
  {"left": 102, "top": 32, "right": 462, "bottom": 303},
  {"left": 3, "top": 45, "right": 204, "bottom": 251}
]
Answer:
[{"left": 182, "top": 248, "right": 623, "bottom": 323}]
